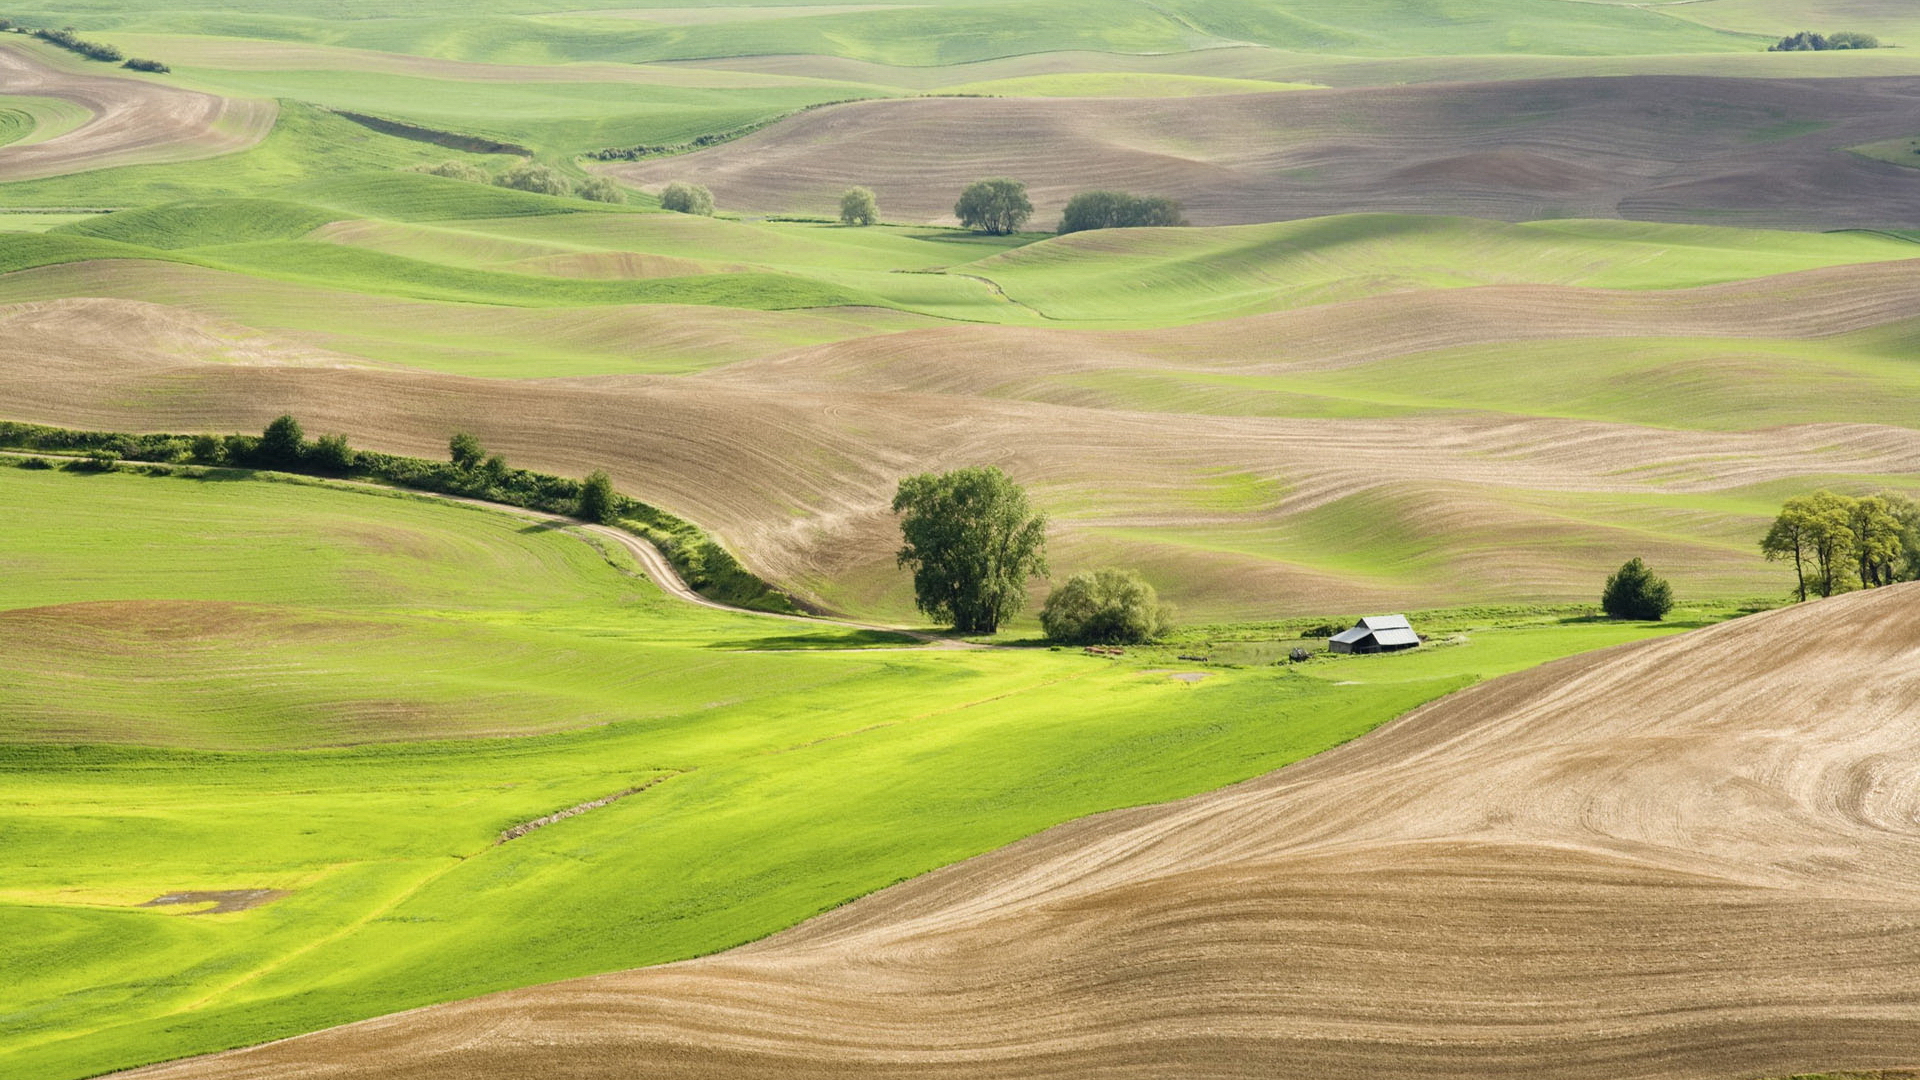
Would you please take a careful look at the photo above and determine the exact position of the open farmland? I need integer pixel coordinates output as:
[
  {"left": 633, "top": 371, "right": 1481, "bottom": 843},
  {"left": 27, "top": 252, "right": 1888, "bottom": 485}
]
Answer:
[
  {"left": 0, "top": 462, "right": 1712, "bottom": 1079},
  {"left": 117, "top": 582, "right": 1920, "bottom": 1080},
  {"left": 5, "top": 0, "right": 1920, "bottom": 1077}
]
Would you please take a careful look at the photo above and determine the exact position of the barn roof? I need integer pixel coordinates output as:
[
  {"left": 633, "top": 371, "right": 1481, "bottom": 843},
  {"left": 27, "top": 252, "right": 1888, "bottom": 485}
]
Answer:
[
  {"left": 1357, "top": 615, "right": 1412, "bottom": 631},
  {"left": 1329, "top": 626, "right": 1371, "bottom": 645},
  {"left": 1369, "top": 628, "right": 1421, "bottom": 647}
]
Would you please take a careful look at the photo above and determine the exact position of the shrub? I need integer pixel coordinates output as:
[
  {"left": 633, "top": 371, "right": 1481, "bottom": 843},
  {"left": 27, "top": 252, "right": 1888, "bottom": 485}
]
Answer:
[
  {"left": 416, "top": 160, "right": 489, "bottom": 183},
  {"left": 578, "top": 176, "right": 625, "bottom": 204},
  {"left": 189, "top": 434, "right": 225, "bottom": 465},
  {"left": 659, "top": 181, "right": 714, "bottom": 216},
  {"left": 839, "top": 186, "right": 879, "bottom": 226},
  {"left": 494, "top": 162, "right": 572, "bottom": 197},
  {"left": 449, "top": 431, "right": 485, "bottom": 471},
  {"left": 954, "top": 177, "right": 1032, "bottom": 235},
  {"left": 121, "top": 57, "right": 168, "bottom": 73},
  {"left": 578, "top": 469, "right": 616, "bottom": 524},
  {"left": 308, "top": 432, "right": 356, "bottom": 474},
  {"left": 1600, "top": 557, "right": 1674, "bottom": 620},
  {"left": 17, "top": 455, "right": 52, "bottom": 470},
  {"left": 1770, "top": 29, "right": 1880, "bottom": 51},
  {"left": 1058, "top": 190, "right": 1185, "bottom": 233},
  {"left": 257, "top": 415, "right": 306, "bottom": 468},
  {"left": 1039, "top": 568, "right": 1172, "bottom": 645},
  {"left": 32, "top": 26, "right": 122, "bottom": 62},
  {"left": 81, "top": 448, "right": 118, "bottom": 471},
  {"left": 222, "top": 433, "right": 258, "bottom": 464}
]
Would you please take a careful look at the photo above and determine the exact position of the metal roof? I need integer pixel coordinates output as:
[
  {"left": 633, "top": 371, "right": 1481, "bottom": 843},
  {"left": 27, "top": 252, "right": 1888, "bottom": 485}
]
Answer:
[
  {"left": 1357, "top": 615, "right": 1412, "bottom": 631},
  {"left": 1329, "top": 626, "right": 1371, "bottom": 644},
  {"left": 1369, "top": 628, "right": 1421, "bottom": 647}
]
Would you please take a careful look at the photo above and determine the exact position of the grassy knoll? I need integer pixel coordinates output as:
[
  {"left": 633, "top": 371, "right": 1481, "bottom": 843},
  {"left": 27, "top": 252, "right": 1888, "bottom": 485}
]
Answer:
[
  {"left": 0, "top": 461, "right": 1721, "bottom": 1080},
  {"left": 0, "top": 105, "right": 33, "bottom": 147}
]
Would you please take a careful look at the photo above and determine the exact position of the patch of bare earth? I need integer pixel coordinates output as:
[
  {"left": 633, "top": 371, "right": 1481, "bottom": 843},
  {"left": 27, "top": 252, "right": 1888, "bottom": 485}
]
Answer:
[
  {"left": 602, "top": 75, "right": 1920, "bottom": 229},
  {"left": 0, "top": 41, "right": 274, "bottom": 182},
  {"left": 140, "top": 890, "right": 288, "bottom": 915}
]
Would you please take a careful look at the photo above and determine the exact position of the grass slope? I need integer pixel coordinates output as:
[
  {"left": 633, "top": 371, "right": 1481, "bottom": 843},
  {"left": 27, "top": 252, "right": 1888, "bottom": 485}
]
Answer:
[{"left": 0, "top": 462, "right": 1710, "bottom": 1079}]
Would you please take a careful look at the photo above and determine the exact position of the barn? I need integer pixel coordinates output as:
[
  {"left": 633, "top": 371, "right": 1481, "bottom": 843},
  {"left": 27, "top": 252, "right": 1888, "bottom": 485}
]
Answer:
[{"left": 1328, "top": 615, "right": 1420, "bottom": 654}]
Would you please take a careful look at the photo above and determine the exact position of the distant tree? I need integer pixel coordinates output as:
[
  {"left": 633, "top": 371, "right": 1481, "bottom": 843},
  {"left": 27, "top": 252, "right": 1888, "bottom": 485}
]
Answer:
[
  {"left": 954, "top": 177, "right": 1032, "bottom": 235},
  {"left": 1040, "top": 568, "right": 1173, "bottom": 644},
  {"left": 1770, "top": 29, "right": 1880, "bottom": 51},
  {"left": 893, "top": 466, "right": 1048, "bottom": 634},
  {"left": 449, "top": 431, "right": 485, "bottom": 471},
  {"left": 1827, "top": 30, "right": 1881, "bottom": 49},
  {"left": 578, "top": 176, "right": 626, "bottom": 204},
  {"left": 1762, "top": 491, "right": 1858, "bottom": 600},
  {"left": 659, "top": 181, "right": 714, "bottom": 216},
  {"left": 258, "top": 414, "right": 306, "bottom": 468},
  {"left": 309, "top": 432, "right": 356, "bottom": 474},
  {"left": 495, "top": 162, "right": 572, "bottom": 197},
  {"left": 1058, "top": 190, "right": 1186, "bottom": 233},
  {"left": 839, "top": 186, "right": 879, "bottom": 226},
  {"left": 481, "top": 454, "right": 510, "bottom": 486},
  {"left": 417, "top": 160, "right": 489, "bottom": 184},
  {"left": 1889, "top": 493, "right": 1920, "bottom": 582},
  {"left": 578, "top": 469, "right": 617, "bottom": 524},
  {"left": 1600, "top": 557, "right": 1674, "bottom": 620},
  {"left": 1845, "top": 494, "right": 1906, "bottom": 588},
  {"left": 121, "top": 57, "right": 168, "bottom": 73}
]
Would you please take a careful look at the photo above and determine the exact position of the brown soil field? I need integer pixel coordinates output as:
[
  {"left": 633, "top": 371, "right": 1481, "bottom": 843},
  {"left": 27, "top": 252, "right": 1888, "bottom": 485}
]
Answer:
[
  {"left": 4, "top": 262, "right": 1920, "bottom": 618},
  {"left": 116, "top": 583, "right": 1920, "bottom": 1080},
  {"left": 603, "top": 75, "right": 1920, "bottom": 229},
  {"left": 0, "top": 41, "right": 275, "bottom": 183}
]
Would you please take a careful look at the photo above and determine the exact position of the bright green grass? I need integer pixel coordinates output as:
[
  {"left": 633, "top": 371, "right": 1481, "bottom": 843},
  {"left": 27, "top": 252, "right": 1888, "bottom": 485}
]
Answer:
[
  {"left": 0, "top": 94, "right": 90, "bottom": 148},
  {"left": 54, "top": 198, "right": 342, "bottom": 249},
  {"left": 0, "top": 462, "right": 1712, "bottom": 1080},
  {"left": 0, "top": 211, "right": 103, "bottom": 232},
  {"left": 964, "top": 215, "right": 1920, "bottom": 324},
  {"left": 0, "top": 106, "right": 33, "bottom": 148}
]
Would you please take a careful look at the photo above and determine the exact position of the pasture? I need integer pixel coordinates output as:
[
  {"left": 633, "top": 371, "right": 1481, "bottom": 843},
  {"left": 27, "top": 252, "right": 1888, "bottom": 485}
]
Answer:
[{"left": 0, "top": 462, "right": 1717, "bottom": 1079}]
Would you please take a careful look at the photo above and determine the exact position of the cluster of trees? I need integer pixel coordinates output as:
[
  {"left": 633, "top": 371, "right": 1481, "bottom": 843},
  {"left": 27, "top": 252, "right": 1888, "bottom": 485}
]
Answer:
[
  {"left": 1770, "top": 30, "right": 1880, "bottom": 51},
  {"left": 413, "top": 160, "right": 626, "bottom": 204},
  {"left": 27, "top": 25, "right": 121, "bottom": 61},
  {"left": 659, "top": 181, "right": 714, "bottom": 215},
  {"left": 893, "top": 466, "right": 1171, "bottom": 643},
  {"left": 1761, "top": 490, "right": 1920, "bottom": 601},
  {"left": 1058, "top": 191, "right": 1185, "bottom": 234},
  {"left": 952, "top": 178, "right": 1188, "bottom": 236}
]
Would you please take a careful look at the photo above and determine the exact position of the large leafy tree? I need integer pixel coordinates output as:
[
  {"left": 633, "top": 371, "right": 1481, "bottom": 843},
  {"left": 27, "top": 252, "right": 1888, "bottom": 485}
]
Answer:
[
  {"left": 1762, "top": 490, "right": 1860, "bottom": 600},
  {"left": 893, "top": 466, "right": 1048, "bottom": 633},
  {"left": 953, "top": 177, "right": 1032, "bottom": 235},
  {"left": 1040, "top": 567, "right": 1172, "bottom": 644}
]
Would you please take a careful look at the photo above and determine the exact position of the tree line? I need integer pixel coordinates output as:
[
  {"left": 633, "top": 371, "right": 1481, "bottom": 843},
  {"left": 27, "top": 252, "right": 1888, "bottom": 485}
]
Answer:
[
  {"left": 413, "top": 160, "right": 625, "bottom": 204},
  {"left": 0, "top": 19, "right": 168, "bottom": 71},
  {"left": 1769, "top": 30, "right": 1880, "bottom": 51},
  {"left": 1762, "top": 490, "right": 1920, "bottom": 601},
  {"left": 952, "top": 177, "right": 1187, "bottom": 235}
]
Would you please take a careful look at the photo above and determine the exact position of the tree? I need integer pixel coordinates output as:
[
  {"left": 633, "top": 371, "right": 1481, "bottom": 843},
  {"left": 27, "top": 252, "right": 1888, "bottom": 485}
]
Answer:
[
  {"left": 449, "top": 431, "right": 485, "bottom": 471},
  {"left": 1888, "top": 493, "right": 1920, "bottom": 582},
  {"left": 1058, "top": 191, "right": 1186, "bottom": 234},
  {"left": 893, "top": 466, "right": 1048, "bottom": 634},
  {"left": 1762, "top": 491, "right": 1858, "bottom": 600},
  {"left": 839, "top": 186, "right": 879, "bottom": 226},
  {"left": 1600, "top": 557, "right": 1674, "bottom": 620},
  {"left": 495, "top": 162, "right": 572, "bottom": 196},
  {"left": 1040, "top": 568, "right": 1173, "bottom": 644},
  {"left": 578, "top": 176, "right": 626, "bottom": 204},
  {"left": 190, "top": 433, "right": 225, "bottom": 464},
  {"left": 578, "top": 470, "right": 617, "bottom": 524},
  {"left": 954, "top": 178, "right": 1032, "bottom": 235},
  {"left": 309, "top": 432, "right": 356, "bottom": 474},
  {"left": 258, "top": 415, "right": 306, "bottom": 468},
  {"left": 659, "top": 181, "right": 714, "bottom": 216},
  {"left": 1846, "top": 494, "right": 1904, "bottom": 588}
]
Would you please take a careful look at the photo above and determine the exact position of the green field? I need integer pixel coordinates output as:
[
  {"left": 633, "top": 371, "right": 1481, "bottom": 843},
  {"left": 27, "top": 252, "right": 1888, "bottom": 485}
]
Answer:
[{"left": 0, "top": 461, "right": 1726, "bottom": 1079}]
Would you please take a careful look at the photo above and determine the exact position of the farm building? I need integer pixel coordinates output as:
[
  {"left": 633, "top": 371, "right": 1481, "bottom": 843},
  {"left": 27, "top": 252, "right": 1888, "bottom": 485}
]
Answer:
[{"left": 1328, "top": 615, "right": 1420, "bottom": 654}]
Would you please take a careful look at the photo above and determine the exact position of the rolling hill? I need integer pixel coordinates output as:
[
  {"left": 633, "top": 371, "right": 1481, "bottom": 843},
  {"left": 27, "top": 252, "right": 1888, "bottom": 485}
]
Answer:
[{"left": 113, "top": 583, "right": 1920, "bottom": 1080}]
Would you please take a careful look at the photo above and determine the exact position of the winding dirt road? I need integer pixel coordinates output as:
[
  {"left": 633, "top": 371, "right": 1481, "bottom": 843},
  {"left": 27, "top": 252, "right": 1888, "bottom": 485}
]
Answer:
[
  {"left": 118, "top": 584, "right": 1920, "bottom": 1080},
  {"left": 0, "top": 40, "right": 273, "bottom": 183}
]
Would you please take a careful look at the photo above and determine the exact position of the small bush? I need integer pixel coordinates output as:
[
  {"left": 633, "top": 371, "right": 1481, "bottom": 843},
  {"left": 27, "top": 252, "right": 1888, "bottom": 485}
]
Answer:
[
  {"left": 189, "top": 434, "right": 226, "bottom": 465},
  {"left": 1300, "top": 621, "right": 1342, "bottom": 638},
  {"left": 1040, "top": 568, "right": 1173, "bottom": 645},
  {"left": 494, "top": 162, "right": 572, "bottom": 197},
  {"left": 449, "top": 431, "right": 485, "bottom": 471},
  {"left": 578, "top": 176, "right": 626, "bottom": 204},
  {"left": 659, "top": 181, "right": 714, "bottom": 216},
  {"left": 839, "top": 186, "right": 879, "bottom": 226},
  {"left": 222, "top": 433, "right": 258, "bottom": 464},
  {"left": 17, "top": 456, "right": 52, "bottom": 470},
  {"left": 1601, "top": 557, "right": 1675, "bottom": 620},
  {"left": 81, "top": 448, "right": 118, "bottom": 471},
  {"left": 121, "top": 57, "right": 169, "bottom": 73},
  {"left": 308, "top": 432, "right": 356, "bottom": 474},
  {"left": 578, "top": 469, "right": 616, "bottom": 524},
  {"left": 415, "top": 160, "right": 490, "bottom": 183}
]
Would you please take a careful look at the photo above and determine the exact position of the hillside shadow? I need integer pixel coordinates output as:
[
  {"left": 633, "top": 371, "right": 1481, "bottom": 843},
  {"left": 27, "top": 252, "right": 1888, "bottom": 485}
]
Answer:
[{"left": 705, "top": 628, "right": 922, "bottom": 651}]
